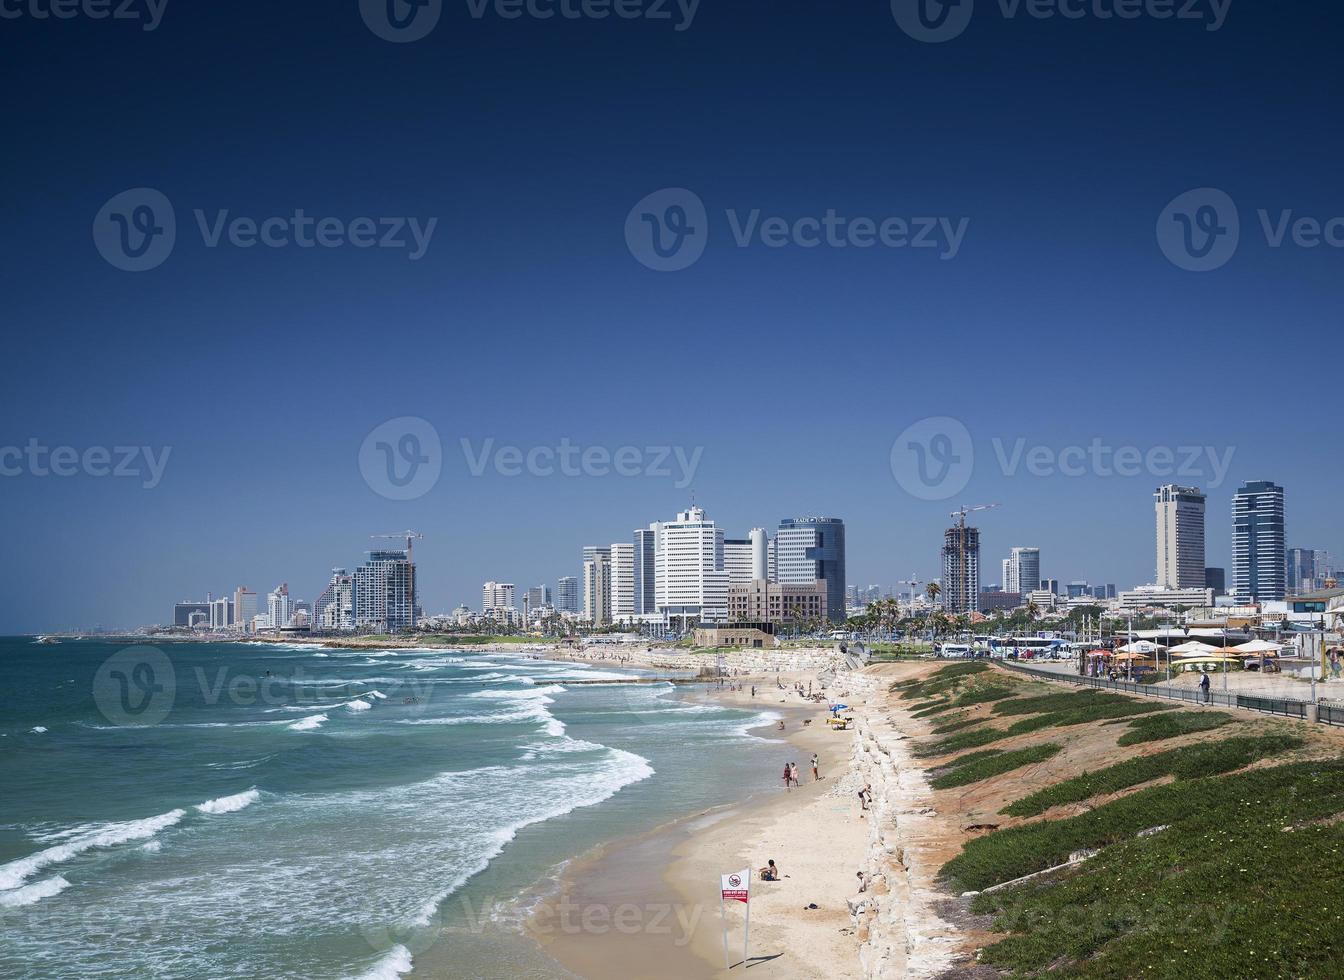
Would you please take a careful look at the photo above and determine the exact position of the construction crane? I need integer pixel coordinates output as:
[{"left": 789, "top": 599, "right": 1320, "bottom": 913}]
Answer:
[
  {"left": 949, "top": 503, "right": 1000, "bottom": 529},
  {"left": 370, "top": 530, "right": 424, "bottom": 564},
  {"left": 905, "top": 574, "right": 922, "bottom": 605}
]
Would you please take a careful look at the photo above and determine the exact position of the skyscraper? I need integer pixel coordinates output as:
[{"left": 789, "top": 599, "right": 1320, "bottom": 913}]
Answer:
[
  {"left": 583, "top": 551, "right": 611, "bottom": 626},
  {"left": 267, "top": 583, "right": 292, "bottom": 630},
  {"left": 722, "top": 538, "right": 755, "bottom": 585},
  {"left": 555, "top": 576, "right": 579, "bottom": 614},
  {"left": 774, "top": 517, "right": 846, "bottom": 623},
  {"left": 315, "top": 569, "right": 354, "bottom": 630},
  {"left": 233, "top": 587, "right": 257, "bottom": 633},
  {"left": 353, "top": 550, "right": 416, "bottom": 632},
  {"left": 941, "top": 524, "right": 980, "bottom": 614},
  {"left": 608, "top": 542, "right": 635, "bottom": 620},
  {"left": 1287, "top": 548, "right": 1332, "bottom": 594},
  {"left": 1001, "top": 547, "right": 1039, "bottom": 598},
  {"left": 749, "top": 528, "right": 769, "bottom": 581},
  {"left": 482, "top": 581, "right": 516, "bottom": 614},
  {"left": 1155, "top": 485, "right": 1207, "bottom": 589},
  {"left": 1001, "top": 557, "right": 1016, "bottom": 594},
  {"left": 655, "top": 506, "right": 728, "bottom": 629},
  {"left": 523, "top": 585, "right": 551, "bottom": 618},
  {"left": 1233, "top": 481, "right": 1286, "bottom": 602},
  {"left": 632, "top": 525, "right": 658, "bottom": 615}
]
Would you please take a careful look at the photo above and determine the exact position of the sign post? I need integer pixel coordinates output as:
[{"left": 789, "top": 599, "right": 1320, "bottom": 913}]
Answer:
[{"left": 720, "top": 868, "right": 750, "bottom": 969}]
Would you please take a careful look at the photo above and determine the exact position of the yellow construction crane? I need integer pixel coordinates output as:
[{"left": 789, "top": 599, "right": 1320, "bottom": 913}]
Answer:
[
  {"left": 949, "top": 503, "right": 1000, "bottom": 530},
  {"left": 946, "top": 505, "right": 999, "bottom": 614}
]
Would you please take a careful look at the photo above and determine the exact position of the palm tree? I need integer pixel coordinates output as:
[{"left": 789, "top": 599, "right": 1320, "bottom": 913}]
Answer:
[{"left": 925, "top": 582, "right": 941, "bottom": 606}]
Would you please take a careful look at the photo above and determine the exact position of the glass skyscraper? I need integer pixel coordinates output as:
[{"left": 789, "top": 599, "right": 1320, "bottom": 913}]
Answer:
[
  {"left": 775, "top": 517, "right": 847, "bottom": 623},
  {"left": 1232, "top": 481, "right": 1286, "bottom": 602}
]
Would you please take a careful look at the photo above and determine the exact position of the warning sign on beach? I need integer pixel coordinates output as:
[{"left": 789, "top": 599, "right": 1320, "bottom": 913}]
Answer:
[{"left": 721, "top": 869, "right": 750, "bottom": 904}]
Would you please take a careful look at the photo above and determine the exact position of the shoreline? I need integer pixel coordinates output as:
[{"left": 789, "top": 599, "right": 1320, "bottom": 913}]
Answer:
[{"left": 533, "top": 669, "right": 877, "bottom": 979}]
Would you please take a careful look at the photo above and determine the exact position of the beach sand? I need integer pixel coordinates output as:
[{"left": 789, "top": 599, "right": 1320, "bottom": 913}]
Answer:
[{"left": 534, "top": 671, "right": 876, "bottom": 979}]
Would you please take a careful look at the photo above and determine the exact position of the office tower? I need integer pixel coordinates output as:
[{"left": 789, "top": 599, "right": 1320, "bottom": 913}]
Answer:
[
  {"left": 1001, "top": 558, "right": 1016, "bottom": 595},
  {"left": 749, "top": 528, "right": 769, "bottom": 581},
  {"left": 722, "top": 538, "right": 755, "bottom": 585},
  {"left": 354, "top": 550, "right": 416, "bottom": 631},
  {"left": 1155, "top": 485, "right": 1207, "bottom": 589},
  {"left": 583, "top": 551, "right": 611, "bottom": 625},
  {"left": 173, "top": 601, "right": 211, "bottom": 627},
  {"left": 267, "top": 583, "right": 292, "bottom": 629},
  {"left": 941, "top": 523, "right": 980, "bottom": 614},
  {"left": 632, "top": 525, "right": 658, "bottom": 615},
  {"left": 523, "top": 585, "right": 551, "bottom": 619},
  {"left": 1287, "top": 549, "right": 1332, "bottom": 594},
  {"left": 655, "top": 505, "right": 728, "bottom": 628},
  {"left": 1233, "top": 481, "right": 1286, "bottom": 602},
  {"left": 1204, "top": 567, "right": 1226, "bottom": 595},
  {"left": 233, "top": 587, "right": 257, "bottom": 633},
  {"left": 209, "top": 597, "right": 233, "bottom": 629},
  {"left": 774, "top": 517, "right": 846, "bottom": 623},
  {"left": 727, "top": 580, "right": 827, "bottom": 622},
  {"left": 1040, "top": 578, "right": 1061, "bottom": 596},
  {"left": 1089, "top": 584, "right": 1117, "bottom": 600},
  {"left": 1011, "top": 548, "right": 1040, "bottom": 599},
  {"left": 482, "top": 581, "right": 516, "bottom": 614},
  {"left": 609, "top": 542, "right": 635, "bottom": 620},
  {"left": 1067, "top": 581, "right": 1091, "bottom": 599},
  {"left": 315, "top": 568, "right": 354, "bottom": 630},
  {"left": 767, "top": 538, "right": 777, "bottom": 582},
  {"left": 555, "top": 576, "right": 579, "bottom": 614}
]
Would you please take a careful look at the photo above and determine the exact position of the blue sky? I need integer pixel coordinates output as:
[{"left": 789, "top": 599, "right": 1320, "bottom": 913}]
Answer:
[{"left": 1, "top": 1, "right": 1341, "bottom": 630}]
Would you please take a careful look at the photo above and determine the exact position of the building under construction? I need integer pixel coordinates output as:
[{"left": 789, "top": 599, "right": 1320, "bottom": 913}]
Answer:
[{"left": 941, "top": 524, "right": 981, "bottom": 614}]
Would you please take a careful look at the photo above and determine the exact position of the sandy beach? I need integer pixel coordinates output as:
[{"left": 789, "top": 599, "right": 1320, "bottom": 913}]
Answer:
[{"left": 532, "top": 668, "right": 879, "bottom": 979}]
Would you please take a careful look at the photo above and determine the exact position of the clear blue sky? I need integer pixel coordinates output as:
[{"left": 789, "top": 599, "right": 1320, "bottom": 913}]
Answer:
[{"left": 2, "top": 1, "right": 1340, "bottom": 631}]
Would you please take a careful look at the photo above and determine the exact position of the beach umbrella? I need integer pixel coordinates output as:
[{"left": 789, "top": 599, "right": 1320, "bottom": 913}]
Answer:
[
  {"left": 1167, "top": 641, "right": 1222, "bottom": 656},
  {"left": 1230, "top": 639, "right": 1282, "bottom": 654},
  {"left": 1116, "top": 640, "right": 1164, "bottom": 654}
]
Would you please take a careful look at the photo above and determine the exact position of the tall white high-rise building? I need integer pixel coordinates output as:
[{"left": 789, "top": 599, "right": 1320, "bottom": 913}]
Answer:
[
  {"left": 775, "top": 517, "right": 846, "bottom": 623},
  {"left": 315, "top": 569, "right": 354, "bottom": 630},
  {"left": 1155, "top": 485, "right": 1207, "bottom": 589},
  {"left": 723, "top": 538, "right": 755, "bottom": 585},
  {"left": 583, "top": 552, "right": 611, "bottom": 625},
  {"left": 234, "top": 586, "right": 257, "bottom": 633},
  {"left": 209, "top": 597, "right": 233, "bottom": 630},
  {"left": 609, "top": 542, "right": 635, "bottom": 620},
  {"left": 555, "top": 576, "right": 579, "bottom": 614},
  {"left": 749, "top": 528, "right": 769, "bottom": 581},
  {"left": 655, "top": 506, "right": 728, "bottom": 628},
  {"left": 1001, "top": 558, "right": 1017, "bottom": 594},
  {"left": 267, "top": 583, "right": 292, "bottom": 629},
  {"left": 482, "top": 581, "right": 516, "bottom": 614},
  {"left": 1002, "top": 547, "right": 1039, "bottom": 597}
]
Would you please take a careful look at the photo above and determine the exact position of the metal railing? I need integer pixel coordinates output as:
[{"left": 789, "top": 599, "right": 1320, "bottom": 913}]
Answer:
[
  {"left": 996, "top": 659, "right": 1318, "bottom": 722},
  {"left": 1319, "top": 702, "right": 1344, "bottom": 727}
]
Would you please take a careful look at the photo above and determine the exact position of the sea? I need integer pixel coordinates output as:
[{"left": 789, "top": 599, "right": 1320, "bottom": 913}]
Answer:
[{"left": 0, "top": 637, "right": 786, "bottom": 979}]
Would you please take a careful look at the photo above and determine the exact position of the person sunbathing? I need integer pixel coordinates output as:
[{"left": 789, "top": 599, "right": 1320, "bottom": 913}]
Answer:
[{"left": 759, "top": 860, "right": 780, "bottom": 881}]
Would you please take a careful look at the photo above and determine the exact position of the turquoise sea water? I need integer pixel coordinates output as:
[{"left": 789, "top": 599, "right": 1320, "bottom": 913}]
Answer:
[{"left": 0, "top": 638, "right": 784, "bottom": 979}]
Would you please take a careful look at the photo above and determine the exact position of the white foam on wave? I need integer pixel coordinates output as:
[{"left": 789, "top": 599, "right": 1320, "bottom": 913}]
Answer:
[
  {"left": 0, "top": 875, "right": 71, "bottom": 907},
  {"left": 345, "top": 699, "right": 372, "bottom": 712},
  {"left": 0, "top": 808, "right": 185, "bottom": 892},
  {"left": 368, "top": 690, "right": 388, "bottom": 700},
  {"left": 196, "top": 789, "right": 261, "bottom": 815},
  {"left": 467, "top": 685, "right": 566, "bottom": 700},
  {"left": 29, "top": 726, "right": 47, "bottom": 734},
  {"left": 289, "top": 713, "right": 328, "bottom": 732},
  {"left": 349, "top": 944, "right": 412, "bottom": 979}
]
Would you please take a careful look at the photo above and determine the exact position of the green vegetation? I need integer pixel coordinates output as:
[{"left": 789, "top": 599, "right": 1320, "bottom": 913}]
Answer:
[
  {"left": 894, "top": 661, "right": 990, "bottom": 700},
  {"left": 1117, "top": 710, "right": 1235, "bottom": 746},
  {"left": 931, "top": 744, "right": 1062, "bottom": 790},
  {"left": 916, "top": 694, "right": 1172, "bottom": 758},
  {"left": 945, "top": 747, "right": 1317, "bottom": 893},
  {"left": 999, "top": 733, "right": 1301, "bottom": 818},
  {"left": 939, "top": 747, "right": 1006, "bottom": 769},
  {"left": 965, "top": 760, "right": 1344, "bottom": 977},
  {"left": 990, "top": 689, "right": 1119, "bottom": 716},
  {"left": 930, "top": 716, "right": 983, "bottom": 735}
]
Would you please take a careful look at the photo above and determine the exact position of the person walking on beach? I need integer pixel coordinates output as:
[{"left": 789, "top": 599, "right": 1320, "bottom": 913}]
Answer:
[
  {"left": 790, "top": 762, "right": 800, "bottom": 787},
  {"left": 858, "top": 783, "right": 872, "bottom": 810},
  {"left": 783, "top": 763, "right": 793, "bottom": 791},
  {"left": 1200, "top": 669, "right": 1211, "bottom": 704},
  {"left": 810, "top": 753, "right": 820, "bottom": 781}
]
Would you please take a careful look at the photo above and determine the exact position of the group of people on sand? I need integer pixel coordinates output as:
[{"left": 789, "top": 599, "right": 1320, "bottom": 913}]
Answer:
[{"left": 782, "top": 754, "right": 822, "bottom": 790}]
